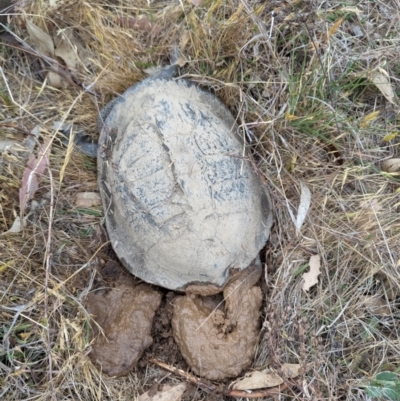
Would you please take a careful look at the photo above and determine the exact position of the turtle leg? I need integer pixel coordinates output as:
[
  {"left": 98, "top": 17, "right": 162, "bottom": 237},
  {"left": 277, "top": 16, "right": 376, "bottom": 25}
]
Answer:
[
  {"left": 97, "top": 97, "right": 120, "bottom": 133},
  {"left": 55, "top": 122, "right": 98, "bottom": 158}
]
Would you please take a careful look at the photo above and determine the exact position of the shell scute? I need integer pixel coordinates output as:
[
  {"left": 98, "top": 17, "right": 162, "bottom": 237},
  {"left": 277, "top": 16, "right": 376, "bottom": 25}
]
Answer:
[{"left": 98, "top": 77, "right": 273, "bottom": 291}]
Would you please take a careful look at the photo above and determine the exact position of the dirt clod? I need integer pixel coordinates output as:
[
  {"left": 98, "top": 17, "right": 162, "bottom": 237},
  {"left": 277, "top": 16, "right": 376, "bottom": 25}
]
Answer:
[
  {"left": 86, "top": 279, "right": 162, "bottom": 377},
  {"left": 172, "top": 266, "right": 263, "bottom": 380}
]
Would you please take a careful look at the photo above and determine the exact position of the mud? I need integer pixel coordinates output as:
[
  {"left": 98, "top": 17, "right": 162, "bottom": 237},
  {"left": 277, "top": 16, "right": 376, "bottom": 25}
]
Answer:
[
  {"left": 85, "top": 266, "right": 162, "bottom": 377},
  {"left": 171, "top": 265, "right": 263, "bottom": 380}
]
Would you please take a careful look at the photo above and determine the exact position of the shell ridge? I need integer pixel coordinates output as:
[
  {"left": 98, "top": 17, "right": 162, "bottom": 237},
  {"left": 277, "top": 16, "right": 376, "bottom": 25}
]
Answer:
[{"left": 98, "top": 76, "right": 273, "bottom": 290}]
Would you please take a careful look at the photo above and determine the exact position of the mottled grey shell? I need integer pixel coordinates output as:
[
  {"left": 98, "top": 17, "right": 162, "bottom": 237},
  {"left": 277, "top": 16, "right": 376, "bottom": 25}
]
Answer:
[{"left": 98, "top": 76, "right": 273, "bottom": 291}]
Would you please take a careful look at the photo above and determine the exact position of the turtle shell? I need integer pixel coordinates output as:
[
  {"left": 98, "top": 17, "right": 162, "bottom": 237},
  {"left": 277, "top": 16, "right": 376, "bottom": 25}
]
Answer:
[{"left": 98, "top": 76, "right": 273, "bottom": 291}]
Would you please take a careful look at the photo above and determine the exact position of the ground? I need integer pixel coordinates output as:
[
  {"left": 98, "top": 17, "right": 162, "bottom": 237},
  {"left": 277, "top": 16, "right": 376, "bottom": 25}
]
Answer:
[{"left": 1, "top": 0, "right": 400, "bottom": 400}]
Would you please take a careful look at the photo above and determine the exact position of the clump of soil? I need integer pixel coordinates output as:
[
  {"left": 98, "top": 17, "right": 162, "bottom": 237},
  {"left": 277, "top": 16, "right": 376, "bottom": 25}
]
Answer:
[
  {"left": 171, "top": 265, "right": 263, "bottom": 380},
  {"left": 85, "top": 262, "right": 162, "bottom": 377},
  {"left": 85, "top": 260, "right": 263, "bottom": 382}
]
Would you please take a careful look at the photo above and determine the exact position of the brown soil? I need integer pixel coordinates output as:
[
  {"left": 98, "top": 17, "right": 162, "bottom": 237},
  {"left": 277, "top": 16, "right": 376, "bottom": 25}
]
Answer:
[
  {"left": 85, "top": 262, "right": 162, "bottom": 377},
  {"left": 145, "top": 290, "right": 185, "bottom": 369},
  {"left": 84, "top": 258, "right": 265, "bottom": 398},
  {"left": 171, "top": 265, "right": 263, "bottom": 380}
]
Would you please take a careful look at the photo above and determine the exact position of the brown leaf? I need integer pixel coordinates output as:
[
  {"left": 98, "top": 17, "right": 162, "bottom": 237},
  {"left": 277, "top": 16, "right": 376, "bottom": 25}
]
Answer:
[
  {"left": 139, "top": 383, "right": 187, "bottom": 401},
  {"left": 53, "top": 28, "right": 90, "bottom": 70},
  {"left": 281, "top": 363, "right": 302, "bottom": 378},
  {"left": 179, "top": 30, "right": 190, "bottom": 52},
  {"left": 1, "top": 215, "right": 30, "bottom": 236},
  {"left": 26, "top": 20, "right": 84, "bottom": 88},
  {"left": 232, "top": 364, "right": 301, "bottom": 390},
  {"left": 47, "top": 70, "right": 65, "bottom": 88},
  {"left": 75, "top": 192, "right": 101, "bottom": 208},
  {"left": 302, "top": 254, "right": 321, "bottom": 292},
  {"left": 26, "top": 20, "right": 54, "bottom": 57},
  {"left": 26, "top": 20, "right": 67, "bottom": 87},
  {"left": 371, "top": 70, "right": 396, "bottom": 105},
  {"left": 232, "top": 370, "right": 283, "bottom": 390}
]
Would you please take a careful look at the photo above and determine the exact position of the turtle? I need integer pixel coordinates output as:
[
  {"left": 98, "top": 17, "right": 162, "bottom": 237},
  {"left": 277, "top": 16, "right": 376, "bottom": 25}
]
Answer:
[
  {"left": 73, "top": 64, "right": 274, "bottom": 379},
  {"left": 96, "top": 64, "right": 274, "bottom": 293}
]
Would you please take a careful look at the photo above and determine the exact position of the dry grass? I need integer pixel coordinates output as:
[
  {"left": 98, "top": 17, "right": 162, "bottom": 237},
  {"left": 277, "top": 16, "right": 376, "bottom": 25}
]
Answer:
[{"left": 1, "top": 0, "right": 400, "bottom": 400}]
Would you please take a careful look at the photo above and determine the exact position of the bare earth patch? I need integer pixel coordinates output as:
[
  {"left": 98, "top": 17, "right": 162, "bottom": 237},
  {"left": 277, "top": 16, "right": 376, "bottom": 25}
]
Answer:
[
  {"left": 86, "top": 264, "right": 162, "bottom": 377},
  {"left": 172, "top": 266, "right": 263, "bottom": 381}
]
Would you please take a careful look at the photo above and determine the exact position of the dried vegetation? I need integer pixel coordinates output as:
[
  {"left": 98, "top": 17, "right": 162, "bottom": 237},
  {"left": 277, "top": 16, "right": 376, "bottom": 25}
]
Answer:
[{"left": 1, "top": 0, "right": 400, "bottom": 400}]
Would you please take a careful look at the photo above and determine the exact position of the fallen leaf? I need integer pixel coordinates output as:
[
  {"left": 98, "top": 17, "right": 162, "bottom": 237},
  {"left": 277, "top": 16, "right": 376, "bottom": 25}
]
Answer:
[
  {"left": 54, "top": 28, "right": 90, "bottom": 70},
  {"left": 139, "top": 383, "right": 187, "bottom": 401},
  {"left": 1, "top": 214, "right": 31, "bottom": 235},
  {"left": 296, "top": 182, "right": 311, "bottom": 233},
  {"left": 284, "top": 12, "right": 296, "bottom": 22},
  {"left": 288, "top": 182, "right": 311, "bottom": 234},
  {"left": 26, "top": 20, "right": 84, "bottom": 88},
  {"left": 232, "top": 370, "right": 283, "bottom": 390},
  {"left": 46, "top": 70, "right": 65, "bottom": 88},
  {"left": 281, "top": 363, "right": 302, "bottom": 378},
  {"left": 26, "top": 20, "right": 54, "bottom": 57},
  {"left": 382, "top": 159, "right": 400, "bottom": 173},
  {"left": 75, "top": 192, "right": 101, "bottom": 208},
  {"left": 232, "top": 363, "right": 301, "bottom": 390},
  {"left": 26, "top": 20, "right": 69, "bottom": 87},
  {"left": 179, "top": 30, "right": 191, "bottom": 53},
  {"left": 18, "top": 332, "right": 31, "bottom": 340},
  {"left": 19, "top": 136, "right": 52, "bottom": 224},
  {"left": 302, "top": 254, "right": 321, "bottom": 292},
  {"left": 0, "top": 31, "right": 20, "bottom": 47},
  {"left": 370, "top": 70, "right": 396, "bottom": 105},
  {"left": 0, "top": 139, "right": 18, "bottom": 151}
]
